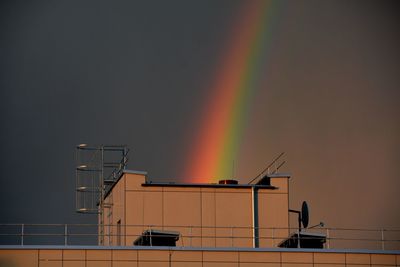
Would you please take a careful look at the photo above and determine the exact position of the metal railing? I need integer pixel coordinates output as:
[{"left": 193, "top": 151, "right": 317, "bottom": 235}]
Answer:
[{"left": 0, "top": 224, "right": 399, "bottom": 250}]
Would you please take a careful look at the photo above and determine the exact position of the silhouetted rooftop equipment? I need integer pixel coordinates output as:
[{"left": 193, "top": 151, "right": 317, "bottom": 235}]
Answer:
[
  {"left": 256, "top": 175, "right": 271, "bottom": 186},
  {"left": 288, "top": 201, "right": 319, "bottom": 248},
  {"left": 278, "top": 231, "right": 326, "bottom": 249},
  {"left": 75, "top": 144, "right": 129, "bottom": 214},
  {"left": 75, "top": 144, "right": 129, "bottom": 245},
  {"left": 134, "top": 229, "right": 180, "bottom": 247},
  {"left": 301, "top": 201, "right": 309, "bottom": 228},
  {"left": 218, "top": 179, "right": 238, "bottom": 185},
  {"left": 289, "top": 201, "right": 310, "bottom": 231}
]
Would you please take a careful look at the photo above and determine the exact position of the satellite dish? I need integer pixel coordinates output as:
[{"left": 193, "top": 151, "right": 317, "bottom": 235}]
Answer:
[{"left": 301, "top": 201, "right": 309, "bottom": 228}]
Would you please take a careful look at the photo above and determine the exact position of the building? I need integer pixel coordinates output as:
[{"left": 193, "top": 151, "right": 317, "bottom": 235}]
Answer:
[
  {"left": 100, "top": 170, "right": 290, "bottom": 248},
  {"left": 0, "top": 145, "right": 399, "bottom": 266}
]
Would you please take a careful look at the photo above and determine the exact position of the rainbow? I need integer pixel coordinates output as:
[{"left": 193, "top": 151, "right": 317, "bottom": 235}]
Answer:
[{"left": 183, "top": 0, "right": 280, "bottom": 183}]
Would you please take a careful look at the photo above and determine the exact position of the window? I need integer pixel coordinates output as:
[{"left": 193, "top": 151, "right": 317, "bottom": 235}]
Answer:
[{"left": 117, "top": 220, "right": 121, "bottom": 246}]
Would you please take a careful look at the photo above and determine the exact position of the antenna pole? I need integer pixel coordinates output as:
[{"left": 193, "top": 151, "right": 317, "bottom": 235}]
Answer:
[
  {"left": 289, "top": 209, "right": 302, "bottom": 248},
  {"left": 248, "top": 152, "right": 285, "bottom": 184},
  {"left": 232, "top": 160, "right": 235, "bottom": 180}
]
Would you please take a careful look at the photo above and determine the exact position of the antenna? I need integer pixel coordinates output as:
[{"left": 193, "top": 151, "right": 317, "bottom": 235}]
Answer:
[
  {"left": 248, "top": 152, "right": 285, "bottom": 184},
  {"left": 270, "top": 160, "right": 286, "bottom": 175},
  {"left": 232, "top": 160, "right": 235, "bottom": 180},
  {"left": 289, "top": 201, "right": 310, "bottom": 230},
  {"left": 289, "top": 201, "right": 310, "bottom": 248},
  {"left": 301, "top": 201, "right": 309, "bottom": 228},
  {"left": 309, "top": 222, "right": 324, "bottom": 229}
]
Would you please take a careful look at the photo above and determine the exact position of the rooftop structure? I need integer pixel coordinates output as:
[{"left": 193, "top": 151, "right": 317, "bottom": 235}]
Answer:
[
  {"left": 99, "top": 169, "right": 291, "bottom": 248},
  {"left": 0, "top": 145, "right": 399, "bottom": 266}
]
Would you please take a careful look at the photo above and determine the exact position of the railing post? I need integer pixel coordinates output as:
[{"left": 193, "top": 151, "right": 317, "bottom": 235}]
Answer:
[
  {"left": 381, "top": 228, "right": 385, "bottom": 250},
  {"left": 149, "top": 229, "right": 152, "bottom": 247},
  {"left": 297, "top": 230, "right": 300, "bottom": 248},
  {"left": 231, "top": 227, "right": 233, "bottom": 247},
  {"left": 64, "top": 224, "right": 68, "bottom": 246},
  {"left": 189, "top": 226, "right": 192, "bottom": 247},
  {"left": 272, "top": 228, "right": 275, "bottom": 247},
  {"left": 326, "top": 228, "right": 330, "bottom": 249},
  {"left": 21, "top": 224, "right": 24, "bottom": 246}
]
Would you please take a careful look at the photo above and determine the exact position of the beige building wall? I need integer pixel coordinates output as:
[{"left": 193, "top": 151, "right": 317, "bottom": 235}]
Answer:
[
  {"left": 101, "top": 172, "right": 126, "bottom": 246},
  {"left": 259, "top": 177, "right": 290, "bottom": 247},
  {"left": 0, "top": 248, "right": 399, "bottom": 267},
  {"left": 101, "top": 171, "right": 289, "bottom": 247}
]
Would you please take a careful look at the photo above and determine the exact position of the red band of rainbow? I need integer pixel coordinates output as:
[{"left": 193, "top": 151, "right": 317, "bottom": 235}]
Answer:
[{"left": 183, "top": 0, "right": 279, "bottom": 183}]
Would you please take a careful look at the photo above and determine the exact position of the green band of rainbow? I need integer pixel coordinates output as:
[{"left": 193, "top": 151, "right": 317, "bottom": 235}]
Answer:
[{"left": 184, "top": 0, "right": 279, "bottom": 183}]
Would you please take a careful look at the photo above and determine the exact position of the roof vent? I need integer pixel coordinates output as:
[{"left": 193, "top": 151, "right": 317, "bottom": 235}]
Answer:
[
  {"left": 134, "top": 229, "right": 180, "bottom": 246},
  {"left": 218, "top": 179, "right": 238, "bottom": 185}
]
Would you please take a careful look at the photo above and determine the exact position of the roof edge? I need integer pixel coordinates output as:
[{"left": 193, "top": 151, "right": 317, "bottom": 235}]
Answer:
[
  {"left": 0, "top": 245, "right": 398, "bottom": 254},
  {"left": 267, "top": 172, "right": 291, "bottom": 178},
  {"left": 122, "top": 169, "right": 148, "bottom": 176},
  {"left": 142, "top": 182, "right": 277, "bottom": 189}
]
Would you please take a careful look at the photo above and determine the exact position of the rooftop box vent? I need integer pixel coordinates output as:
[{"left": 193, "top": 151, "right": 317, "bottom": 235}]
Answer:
[
  {"left": 278, "top": 232, "right": 326, "bottom": 249},
  {"left": 218, "top": 179, "right": 238, "bottom": 185},
  {"left": 133, "top": 229, "right": 180, "bottom": 246}
]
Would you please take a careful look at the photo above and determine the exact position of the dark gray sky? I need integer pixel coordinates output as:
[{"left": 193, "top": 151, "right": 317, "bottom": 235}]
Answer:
[{"left": 1, "top": 0, "right": 399, "bottom": 233}]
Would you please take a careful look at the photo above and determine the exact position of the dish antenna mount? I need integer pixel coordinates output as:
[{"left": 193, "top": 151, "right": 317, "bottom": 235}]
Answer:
[{"left": 289, "top": 201, "right": 310, "bottom": 231}]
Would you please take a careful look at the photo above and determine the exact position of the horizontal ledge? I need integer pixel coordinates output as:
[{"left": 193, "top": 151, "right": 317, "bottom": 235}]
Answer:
[
  {"left": 0, "top": 245, "right": 399, "bottom": 255},
  {"left": 142, "top": 183, "right": 277, "bottom": 189}
]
